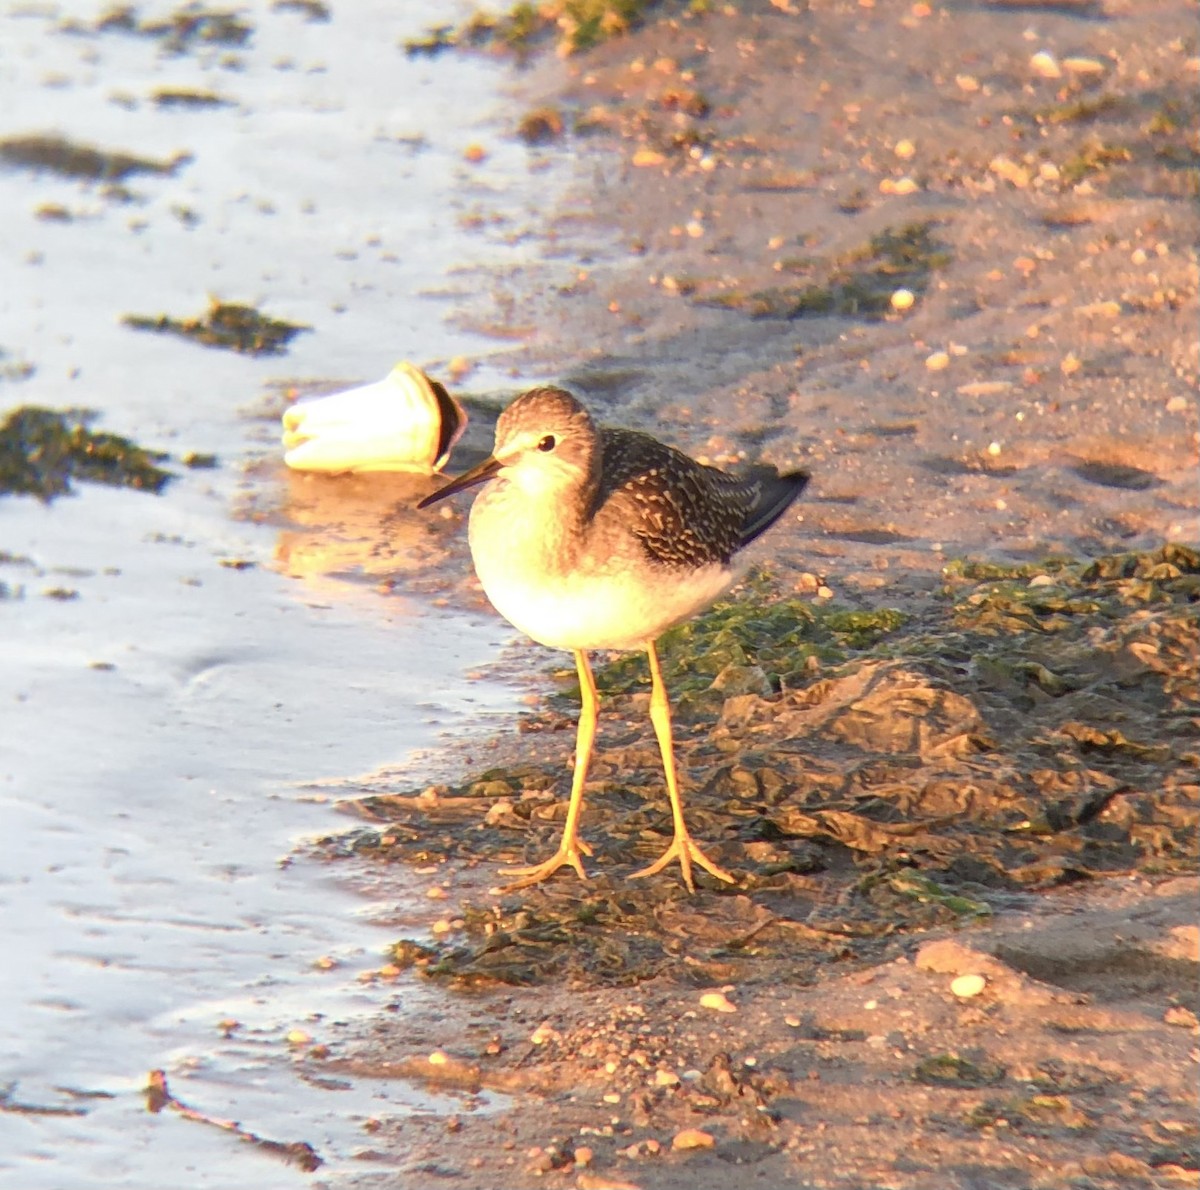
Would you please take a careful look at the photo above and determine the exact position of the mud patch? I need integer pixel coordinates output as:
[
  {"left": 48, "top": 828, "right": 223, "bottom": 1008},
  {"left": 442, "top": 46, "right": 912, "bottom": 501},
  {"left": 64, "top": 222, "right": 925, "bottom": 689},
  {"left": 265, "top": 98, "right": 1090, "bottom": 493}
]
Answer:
[{"left": 1071, "top": 459, "right": 1164, "bottom": 491}]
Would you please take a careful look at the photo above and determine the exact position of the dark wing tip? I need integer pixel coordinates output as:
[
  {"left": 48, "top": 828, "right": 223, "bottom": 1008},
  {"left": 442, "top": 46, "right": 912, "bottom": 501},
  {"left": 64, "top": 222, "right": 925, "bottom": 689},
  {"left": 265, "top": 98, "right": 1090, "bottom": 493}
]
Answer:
[{"left": 737, "top": 468, "right": 810, "bottom": 549}]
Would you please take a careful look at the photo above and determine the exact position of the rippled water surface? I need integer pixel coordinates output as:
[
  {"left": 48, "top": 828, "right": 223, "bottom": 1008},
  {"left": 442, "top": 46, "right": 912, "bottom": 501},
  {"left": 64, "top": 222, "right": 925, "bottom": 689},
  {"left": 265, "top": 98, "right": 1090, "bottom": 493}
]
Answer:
[{"left": 0, "top": 2, "right": 565, "bottom": 1183}]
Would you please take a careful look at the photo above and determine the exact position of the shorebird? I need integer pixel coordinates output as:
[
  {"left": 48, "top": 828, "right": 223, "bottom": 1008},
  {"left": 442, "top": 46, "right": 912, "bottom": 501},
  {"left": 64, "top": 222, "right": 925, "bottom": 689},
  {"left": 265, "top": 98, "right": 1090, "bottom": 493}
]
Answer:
[{"left": 418, "top": 387, "right": 809, "bottom": 892}]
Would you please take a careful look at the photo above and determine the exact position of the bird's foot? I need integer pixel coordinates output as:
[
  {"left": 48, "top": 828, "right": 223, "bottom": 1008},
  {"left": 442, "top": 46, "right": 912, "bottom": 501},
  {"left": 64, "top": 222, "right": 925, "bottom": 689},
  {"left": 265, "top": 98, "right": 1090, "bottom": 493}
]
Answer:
[
  {"left": 495, "top": 837, "right": 593, "bottom": 892},
  {"left": 630, "top": 832, "right": 736, "bottom": 894}
]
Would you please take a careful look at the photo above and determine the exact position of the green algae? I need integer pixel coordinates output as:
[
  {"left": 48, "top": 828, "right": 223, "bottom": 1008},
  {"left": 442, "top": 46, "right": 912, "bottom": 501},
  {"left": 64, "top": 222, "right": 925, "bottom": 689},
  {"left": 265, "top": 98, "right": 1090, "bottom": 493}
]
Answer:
[
  {"left": 695, "top": 221, "right": 951, "bottom": 321},
  {"left": 0, "top": 406, "right": 172, "bottom": 500},
  {"left": 560, "top": 578, "right": 908, "bottom": 704},
  {"left": 913, "top": 1053, "right": 1006, "bottom": 1089},
  {"left": 1059, "top": 136, "right": 1133, "bottom": 184}
]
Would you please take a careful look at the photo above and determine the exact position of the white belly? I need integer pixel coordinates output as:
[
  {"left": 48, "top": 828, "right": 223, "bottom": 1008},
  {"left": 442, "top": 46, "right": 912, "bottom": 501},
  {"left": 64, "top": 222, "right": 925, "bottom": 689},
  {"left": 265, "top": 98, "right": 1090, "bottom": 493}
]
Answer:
[{"left": 478, "top": 556, "right": 734, "bottom": 651}]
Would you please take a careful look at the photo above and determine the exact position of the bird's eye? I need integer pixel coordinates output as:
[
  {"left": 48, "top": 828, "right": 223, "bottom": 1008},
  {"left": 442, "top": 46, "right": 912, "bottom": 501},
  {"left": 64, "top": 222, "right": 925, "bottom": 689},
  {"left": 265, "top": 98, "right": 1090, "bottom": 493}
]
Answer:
[{"left": 537, "top": 434, "right": 557, "bottom": 452}]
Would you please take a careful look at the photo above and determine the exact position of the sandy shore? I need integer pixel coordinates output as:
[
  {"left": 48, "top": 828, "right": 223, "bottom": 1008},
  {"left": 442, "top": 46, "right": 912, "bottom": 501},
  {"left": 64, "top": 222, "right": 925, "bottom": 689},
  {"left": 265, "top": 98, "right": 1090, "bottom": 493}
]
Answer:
[{"left": 308, "top": 3, "right": 1197, "bottom": 1187}]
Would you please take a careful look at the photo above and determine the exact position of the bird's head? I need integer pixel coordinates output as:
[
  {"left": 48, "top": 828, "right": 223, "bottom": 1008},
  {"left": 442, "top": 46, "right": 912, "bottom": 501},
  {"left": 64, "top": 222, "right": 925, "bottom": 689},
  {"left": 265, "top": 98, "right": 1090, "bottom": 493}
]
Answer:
[{"left": 418, "top": 386, "right": 596, "bottom": 508}]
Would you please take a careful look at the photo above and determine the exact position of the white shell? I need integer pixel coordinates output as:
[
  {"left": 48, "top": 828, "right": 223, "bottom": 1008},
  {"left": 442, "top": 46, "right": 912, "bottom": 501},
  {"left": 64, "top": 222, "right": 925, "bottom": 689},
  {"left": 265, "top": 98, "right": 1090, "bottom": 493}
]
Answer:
[{"left": 281, "top": 361, "right": 467, "bottom": 474}]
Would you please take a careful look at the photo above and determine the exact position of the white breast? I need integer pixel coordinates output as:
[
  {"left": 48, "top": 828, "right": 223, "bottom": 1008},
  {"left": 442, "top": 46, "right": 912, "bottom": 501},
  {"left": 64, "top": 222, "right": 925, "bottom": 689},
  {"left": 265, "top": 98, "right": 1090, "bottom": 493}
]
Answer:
[{"left": 467, "top": 488, "right": 735, "bottom": 652}]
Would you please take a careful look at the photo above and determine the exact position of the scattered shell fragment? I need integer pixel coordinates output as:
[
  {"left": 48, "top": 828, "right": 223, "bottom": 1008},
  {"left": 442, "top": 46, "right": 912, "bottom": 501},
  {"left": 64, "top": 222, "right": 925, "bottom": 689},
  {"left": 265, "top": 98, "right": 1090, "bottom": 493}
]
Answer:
[
  {"left": 956, "top": 380, "right": 1013, "bottom": 397},
  {"left": 1063, "top": 56, "right": 1105, "bottom": 76},
  {"left": 286, "top": 1029, "right": 311, "bottom": 1045},
  {"left": 632, "top": 147, "right": 665, "bottom": 167},
  {"left": 990, "top": 155, "right": 1031, "bottom": 189},
  {"left": 672, "top": 1128, "right": 716, "bottom": 1151},
  {"left": 951, "top": 974, "right": 987, "bottom": 998},
  {"left": 925, "top": 351, "right": 951, "bottom": 371},
  {"left": 699, "top": 991, "right": 738, "bottom": 1013},
  {"left": 1029, "top": 51, "right": 1061, "bottom": 79},
  {"left": 891, "top": 288, "right": 915, "bottom": 311},
  {"left": 1077, "top": 300, "right": 1121, "bottom": 318},
  {"left": 894, "top": 138, "right": 916, "bottom": 159},
  {"left": 282, "top": 361, "right": 467, "bottom": 474},
  {"left": 530, "top": 1021, "right": 560, "bottom": 1046}
]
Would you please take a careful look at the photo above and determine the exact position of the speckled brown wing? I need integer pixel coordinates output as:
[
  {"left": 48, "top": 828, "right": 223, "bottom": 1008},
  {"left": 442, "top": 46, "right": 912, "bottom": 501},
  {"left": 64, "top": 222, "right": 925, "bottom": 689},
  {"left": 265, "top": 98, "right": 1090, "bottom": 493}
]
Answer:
[{"left": 593, "top": 428, "right": 808, "bottom": 569}]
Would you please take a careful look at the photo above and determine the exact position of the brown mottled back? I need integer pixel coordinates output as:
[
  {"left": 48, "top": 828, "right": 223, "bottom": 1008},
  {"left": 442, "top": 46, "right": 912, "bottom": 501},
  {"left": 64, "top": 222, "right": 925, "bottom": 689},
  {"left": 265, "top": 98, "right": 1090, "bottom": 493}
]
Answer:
[{"left": 593, "top": 428, "right": 809, "bottom": 569}]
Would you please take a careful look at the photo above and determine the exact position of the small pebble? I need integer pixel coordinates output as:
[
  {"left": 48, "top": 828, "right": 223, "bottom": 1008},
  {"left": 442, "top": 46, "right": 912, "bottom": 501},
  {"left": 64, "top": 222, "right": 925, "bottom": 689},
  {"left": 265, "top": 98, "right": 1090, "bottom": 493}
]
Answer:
[
  {"left": 428, "top": 1050, "right": 449, "bottom": 1065},
  {"left": 890, "top": 288, "right": 915, "bottom": 311},
  {"left": 925, "top": 351, "right": 950, "bottom": 371},
  {"left": 951, "top": 974, "right": 987, "bottom": 998},
  {"left": 672, "top": 1128, "right": 716, "bottom": 1151},
  {"left": 286, "top": 1029, "right": 311, "bottom": 1045},
  {"left": 894, "top": 138, "right": 916, "bottom": 159},
  {"left": 1029, "top": 50, "right": 1061, "bottom": 79},
  {"left": 700, "top": 991, "right": 738, "bottom": 1013}
]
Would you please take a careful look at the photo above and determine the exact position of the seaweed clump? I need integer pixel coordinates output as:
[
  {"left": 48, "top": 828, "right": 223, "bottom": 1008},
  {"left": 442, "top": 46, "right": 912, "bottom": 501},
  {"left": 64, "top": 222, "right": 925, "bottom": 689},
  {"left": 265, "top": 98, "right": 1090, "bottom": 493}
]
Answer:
[
  {"left": 123, "top": 299, "right": 309, "bottom": 355},
  {"left": 0, "top": 407, "right": 172, "bottom": 500},
  {"left": 406, "top": 0, "right": 655, "bottom": 57},
  {"left": 0, "top": 134, "right": 186, "bottom": 182}
]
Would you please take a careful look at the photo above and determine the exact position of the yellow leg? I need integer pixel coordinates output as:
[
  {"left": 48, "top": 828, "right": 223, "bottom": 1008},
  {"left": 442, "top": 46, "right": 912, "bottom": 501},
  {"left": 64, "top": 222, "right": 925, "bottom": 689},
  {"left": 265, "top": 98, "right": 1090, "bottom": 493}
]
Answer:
[
  {"left": 497, "top": 648, "right": 597, "bottom": 890},
  {"left": 630, "top": 640, "right": 736, "bottom": 892}
]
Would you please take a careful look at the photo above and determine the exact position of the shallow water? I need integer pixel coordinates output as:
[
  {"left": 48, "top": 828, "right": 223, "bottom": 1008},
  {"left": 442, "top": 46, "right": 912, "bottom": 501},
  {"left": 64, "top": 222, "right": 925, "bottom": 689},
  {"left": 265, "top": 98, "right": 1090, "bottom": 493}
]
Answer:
[{"left": 0, "top": 2, "right": 568, "bottom": 1184}]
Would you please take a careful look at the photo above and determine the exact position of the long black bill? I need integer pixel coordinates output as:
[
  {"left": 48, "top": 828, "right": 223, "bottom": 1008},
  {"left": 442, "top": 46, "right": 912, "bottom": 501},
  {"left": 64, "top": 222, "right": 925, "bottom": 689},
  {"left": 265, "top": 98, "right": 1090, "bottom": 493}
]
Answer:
[{"left": 417, "top": 455, "right": 503, "bottom": 509}]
